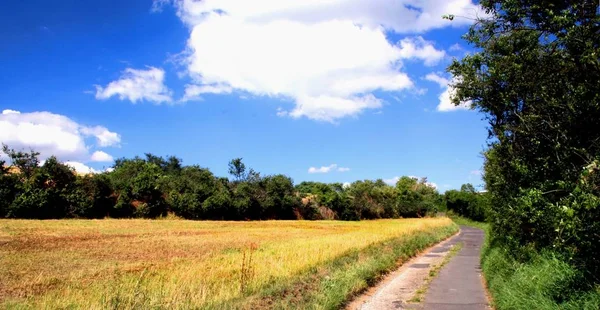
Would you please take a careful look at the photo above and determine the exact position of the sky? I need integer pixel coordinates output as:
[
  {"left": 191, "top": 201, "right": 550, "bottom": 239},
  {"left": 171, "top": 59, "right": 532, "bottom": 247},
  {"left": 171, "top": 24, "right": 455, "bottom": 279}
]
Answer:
[{"left": 0, "top": 0, "right": 488, "bottom": 191}]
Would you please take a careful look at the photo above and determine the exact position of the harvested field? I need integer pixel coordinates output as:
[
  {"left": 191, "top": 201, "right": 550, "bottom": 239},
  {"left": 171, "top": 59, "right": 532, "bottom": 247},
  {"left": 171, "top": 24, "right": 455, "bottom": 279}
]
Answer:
[{"left": 0, "top": 218, "right": 457, "bottom": 309}]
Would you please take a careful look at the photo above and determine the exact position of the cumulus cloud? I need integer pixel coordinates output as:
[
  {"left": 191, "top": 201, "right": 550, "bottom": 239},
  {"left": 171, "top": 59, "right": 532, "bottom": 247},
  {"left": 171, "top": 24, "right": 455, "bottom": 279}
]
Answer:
[
  {"left": 424, "top": 73, "right": 471, "bottom": 112},
  {"left": 308, "top": 164, "right": 350, "bottom": 174},
  {"left": 95, "top": 67, "right": 173, "bottom": 104},
  {"left": 90, "top": 151, "right": 114, "bottom": 162},
  {"left": 425, "top": 72, "right": 450, "bottom": 88},
  {"left": 0, "top": 109, "right": 119, "bottom": 163},
  {"left": 65, "top": 161, "right": 100, "bottom": 174},
  {"left": 398, "top": 37, "right": 446, "bottom": 66},
  {"left": 156, "top": 0, "right": 482, "bottom": 122}
]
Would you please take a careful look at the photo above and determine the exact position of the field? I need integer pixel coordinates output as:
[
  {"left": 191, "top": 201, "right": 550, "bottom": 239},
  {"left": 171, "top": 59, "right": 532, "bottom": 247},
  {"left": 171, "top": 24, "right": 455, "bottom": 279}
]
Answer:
[{"left": 0, "top": 218, "right": 456, "bottom": 309}]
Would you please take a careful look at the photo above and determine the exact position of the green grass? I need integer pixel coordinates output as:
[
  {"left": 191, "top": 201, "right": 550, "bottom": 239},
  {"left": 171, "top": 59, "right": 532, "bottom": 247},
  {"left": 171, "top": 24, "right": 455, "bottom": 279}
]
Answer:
[{"left": 450, "top": 215, "right": 600, "bottom": 310}]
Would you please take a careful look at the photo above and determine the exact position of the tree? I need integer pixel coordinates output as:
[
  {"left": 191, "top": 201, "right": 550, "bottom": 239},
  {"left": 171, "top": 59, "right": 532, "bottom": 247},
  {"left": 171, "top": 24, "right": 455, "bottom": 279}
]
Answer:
[
  {"left": 460, "top": 183, "right": 476, "bottom": 194},
  {"left": 449, "top": 0, "right": 600, "bottom": 280},
  {"left": 228, "top": 158, "right": 247, "bottom": 182},
  {"left": 2, "top": 144, "right": 40, "bottom": 179}
]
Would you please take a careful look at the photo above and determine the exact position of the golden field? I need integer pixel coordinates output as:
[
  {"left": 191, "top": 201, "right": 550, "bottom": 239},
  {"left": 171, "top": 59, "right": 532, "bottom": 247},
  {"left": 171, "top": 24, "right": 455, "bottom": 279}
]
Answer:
[{"left": 0, "top": 218, "right": 456, "bottom": 309}]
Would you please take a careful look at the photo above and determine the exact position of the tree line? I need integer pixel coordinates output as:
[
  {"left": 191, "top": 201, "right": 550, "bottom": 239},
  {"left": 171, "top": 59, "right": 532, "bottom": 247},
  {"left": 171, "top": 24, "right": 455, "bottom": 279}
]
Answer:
[{"left": 0, "top": 145, "right": 477, "bottom": 221}]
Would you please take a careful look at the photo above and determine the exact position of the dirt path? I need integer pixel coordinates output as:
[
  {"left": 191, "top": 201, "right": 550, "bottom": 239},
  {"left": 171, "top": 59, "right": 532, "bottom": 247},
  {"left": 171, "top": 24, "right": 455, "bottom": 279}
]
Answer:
[{"left": 349, "top": 226, "right": 490, "bottom": 310}]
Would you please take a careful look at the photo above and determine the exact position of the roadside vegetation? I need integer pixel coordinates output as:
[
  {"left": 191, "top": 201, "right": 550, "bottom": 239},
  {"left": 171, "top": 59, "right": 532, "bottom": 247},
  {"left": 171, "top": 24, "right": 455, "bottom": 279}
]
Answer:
[
  {"left": 447, "top": 0, "right": 600, "bottom": 308},
  {"left": 0, "top": 218, "right": 456, "bottom": 309}
]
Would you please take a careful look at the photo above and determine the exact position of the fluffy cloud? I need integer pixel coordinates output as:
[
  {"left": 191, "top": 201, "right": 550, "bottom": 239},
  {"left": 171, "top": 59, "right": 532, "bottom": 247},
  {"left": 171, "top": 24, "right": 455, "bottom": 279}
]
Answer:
[
  {"left": 65, "top": 161, "right": 100, "bottom": 174},
  {"left": 90, "top": 151, "right": 114, "bottom": 162},
  {"left": 308, "top": 164, "right": 350, "bottom": 174},
  {"left": 156, "top": 0, "right": 482, "bottom": 122},
  {"left": 95, "top": 67, "right": 173, "bottom": 104},
  {"left": 398, "top": 37, "right": 446, "bottom": 66},
  {"left": 0, "top": 109, "right": 119, "bottom": 163},
  {"left": 425, "top": 72, "right": 450, "bottom": 88},
  {"left": 424, "top": 72, "right": 471, "bottom": 112}
]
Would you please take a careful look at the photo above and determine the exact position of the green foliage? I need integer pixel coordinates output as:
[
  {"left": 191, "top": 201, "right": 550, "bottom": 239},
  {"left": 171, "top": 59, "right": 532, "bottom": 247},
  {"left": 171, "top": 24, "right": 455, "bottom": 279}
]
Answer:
[
  {"left": 295, "top": 177, "right": 443, "bottom": 220},
  {"left": 482, "top": 244, "right": 600, "bottom": 310},
  {"left": 449, "top": 0, "right": 600, "bottom": 301},
  {"left": 445, "top": 184, "right": 489, "bottom": 221},
  {"left": 6, "top": 156, "right": 78, "bottom": 219},
  {"left": 228, "top": 158, "right": 247, "bottom": 182},
  {"left": 165, "top": 166, "right": 216, "bottom": 219},
  {"left": 395, "top": 177, "right": 442, "bottom": 217},
  {"left": 110, "top": 157, "right": 168, "bottom": 218},
  {"left": 0, "top": 146, "right": 443, "bottom": 221},
  {"left": 70, "top": 174, "right": 115, "bottom": 218}
]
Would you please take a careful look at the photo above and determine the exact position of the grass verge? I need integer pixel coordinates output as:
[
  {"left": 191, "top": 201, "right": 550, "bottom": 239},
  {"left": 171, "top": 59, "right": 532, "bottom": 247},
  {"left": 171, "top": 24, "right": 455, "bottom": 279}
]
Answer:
[{"left": 450, "top": 215, "right": 600, "bottom": 310}]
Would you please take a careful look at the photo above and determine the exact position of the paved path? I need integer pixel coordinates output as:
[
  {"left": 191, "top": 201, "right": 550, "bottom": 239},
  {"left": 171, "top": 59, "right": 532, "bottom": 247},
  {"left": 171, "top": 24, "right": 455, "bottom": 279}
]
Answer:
[
  {"left": 422, "top": 226, "right": 489, "bottom": 310},
  {"left": 350, "top": 226, "right": 490, "bottom": 310}
]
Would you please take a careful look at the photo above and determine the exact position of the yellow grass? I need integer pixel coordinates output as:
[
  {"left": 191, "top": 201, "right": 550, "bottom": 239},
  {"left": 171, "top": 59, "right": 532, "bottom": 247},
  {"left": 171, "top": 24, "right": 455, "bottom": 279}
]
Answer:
[{"left": 0, "top": 218, "right": 454, "bottom": 309}]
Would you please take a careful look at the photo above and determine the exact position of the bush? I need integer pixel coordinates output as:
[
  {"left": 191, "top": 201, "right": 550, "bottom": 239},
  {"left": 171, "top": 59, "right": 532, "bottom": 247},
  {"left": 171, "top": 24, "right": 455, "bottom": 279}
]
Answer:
[{"left": 444, "top": 185, "right": 489, "bottom": 222}]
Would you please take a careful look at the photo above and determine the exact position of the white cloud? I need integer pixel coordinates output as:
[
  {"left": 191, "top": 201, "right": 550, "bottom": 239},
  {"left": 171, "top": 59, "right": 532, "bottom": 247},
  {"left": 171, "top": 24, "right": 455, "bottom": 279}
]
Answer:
[
  {"left": 181, "top": 83, "right": 233, "bottom": 102},
  {"left": 449, "top": 43, "right": 463, "bottom": 52},
  {"left": 470, "top": 170, "right": 482, "bottom": 175},
  {"left": 397, "top": 37, "right": 446, "bottom": 66},
  {"left": 90, "top": 151, "right": 114, "bottom": 162},
  {"left": 0, "top": 109, "right": 120, "bottom": 163},
  {"left": 383, "top": 176, "right": 400, "bottom": 185},
  {"left": 2, "top": 109, "right": 20, "bottom": 115},
  {"left": 95, "top": 67, "right": 173, "bottom": 104},
  {"left": 436, "top": 84, "right": 472, "bottom": 112},
  {"left": 308, "top": 164, "right": 350, "bottom": 174},
  {"left": 425, "top": 73, "right": 472, "bottom": 112},
  {"left": 65, "top": 161, "right": 100, "bottom": 174},
  {"left": 425, "top": 72, "right": 450, "bottom": 88},
  {"left": 157, "top": 0, "right": 482, "bottom": 122},
  {"left": 166, "top": 0, "right": 484, "bottom": 33},
  {"left": 80, "top": 126, "right": 121, "bottom": 147}
]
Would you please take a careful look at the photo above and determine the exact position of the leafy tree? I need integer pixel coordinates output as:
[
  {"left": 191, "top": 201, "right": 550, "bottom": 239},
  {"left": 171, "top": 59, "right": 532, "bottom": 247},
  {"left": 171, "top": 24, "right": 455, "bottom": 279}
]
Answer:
[
  {"left": 228, "top": 158, "right": 247, "bottom": 182},
  {"left": 0, "top": 162, "right": 19, "bottom": 217},
  {"left": 8, "top": 156, "right": 77, "bottom": 219},
  {"left": 166, "top": 166, "right": 217, "bottom": 219},
  {"left": 449, "top": 0, "right": 600, "bottom": 281},
  {"left": 70, "top": 174, "right": 115, "bottom": 218},
  {"left": 2, "top": 144, "right": 40, "bottom": 179},
  {"left": 261, "top": 174, "right": 300, "bottom": 219},
  {"left": 109, "top": 158, "right": 167, "bottom": 218},
  {"left": 460, "top": 183, "right": 476, "bottom": 194}
]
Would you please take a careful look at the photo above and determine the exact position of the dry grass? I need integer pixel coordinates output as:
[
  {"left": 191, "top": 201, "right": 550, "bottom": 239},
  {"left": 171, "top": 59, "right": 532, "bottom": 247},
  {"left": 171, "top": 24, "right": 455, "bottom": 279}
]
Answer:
[{"left": 0, "top": 218, "right": 455, "bottom": 309}]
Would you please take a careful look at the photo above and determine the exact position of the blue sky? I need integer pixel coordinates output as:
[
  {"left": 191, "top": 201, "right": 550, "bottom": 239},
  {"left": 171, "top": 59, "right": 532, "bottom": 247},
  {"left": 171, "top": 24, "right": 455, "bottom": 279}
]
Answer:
[{"left": 0, "top": 0, "right": 488, "bottom": 191}]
